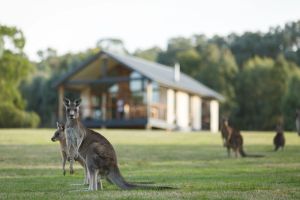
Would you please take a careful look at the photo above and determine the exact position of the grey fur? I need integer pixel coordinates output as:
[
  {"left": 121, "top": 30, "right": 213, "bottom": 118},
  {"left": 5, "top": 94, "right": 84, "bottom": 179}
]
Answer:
[
  {"left": 63, "top": 97, "right": 86, "bottom": 176},
  {"left": 63, "top": 98, "right": 173, "bottom": 191},
  {"left": 51, "top": 122, "right": 89, "bottom": 184}
]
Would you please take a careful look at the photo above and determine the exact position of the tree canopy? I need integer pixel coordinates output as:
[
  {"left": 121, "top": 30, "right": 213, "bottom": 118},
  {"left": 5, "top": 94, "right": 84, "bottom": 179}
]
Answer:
[{"left": 0, "top": 24, "right": 39, "bottom": 127}]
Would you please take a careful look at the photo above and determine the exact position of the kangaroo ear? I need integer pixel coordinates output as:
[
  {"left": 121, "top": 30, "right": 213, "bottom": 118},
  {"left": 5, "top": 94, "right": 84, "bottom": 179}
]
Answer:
[
  {"left": 75, "top": 98, "right": 82, "bottom": 107},
  {"left": 61, "top": 124, "right": 65, "bottom": 131},
  {"left": 63, "top": 97, "right": 70, "bottom": 107},
  {"left": 56, "top": 122, "right": 65, "bottom": 131}
]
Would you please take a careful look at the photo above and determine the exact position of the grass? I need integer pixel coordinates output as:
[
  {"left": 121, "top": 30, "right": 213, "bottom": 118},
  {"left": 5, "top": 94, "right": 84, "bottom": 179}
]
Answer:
[{"left": 0, "top": 129, "right": 300, "bottom": 200}]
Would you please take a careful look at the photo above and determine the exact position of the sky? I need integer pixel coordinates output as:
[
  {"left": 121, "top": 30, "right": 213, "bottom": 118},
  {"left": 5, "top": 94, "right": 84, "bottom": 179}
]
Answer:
[{"left": 0, "top": 0, "right": 299, "bottom": 60}]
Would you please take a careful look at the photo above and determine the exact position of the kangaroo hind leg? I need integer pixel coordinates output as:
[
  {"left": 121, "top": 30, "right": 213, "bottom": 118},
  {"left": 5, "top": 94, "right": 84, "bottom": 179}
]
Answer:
[
  {"left": 93, "top": 169, "right": 99, "bottom": 190},
  {"left": 88, "top": 169, "right": 98, "bottom": 191}
]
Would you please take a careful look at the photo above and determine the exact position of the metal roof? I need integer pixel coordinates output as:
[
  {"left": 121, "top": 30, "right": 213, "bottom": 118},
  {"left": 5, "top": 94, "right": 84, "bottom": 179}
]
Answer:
[{"left": 54, "top": 50, "right": 224, "bottom": 101}]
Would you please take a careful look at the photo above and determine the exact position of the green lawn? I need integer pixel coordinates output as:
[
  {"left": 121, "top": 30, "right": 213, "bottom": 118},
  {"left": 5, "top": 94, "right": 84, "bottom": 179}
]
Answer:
[{"left": 0, "top": 129, "right": 300, "bottom": 200}]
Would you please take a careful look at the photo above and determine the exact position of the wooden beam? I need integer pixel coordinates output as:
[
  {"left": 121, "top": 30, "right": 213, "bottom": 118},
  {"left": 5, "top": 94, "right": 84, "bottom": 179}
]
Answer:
[
  {"left": 101, "top": 56, "right": 108, "bottom": 76},
  {"left": 146, "top": 80, "right": 152, "bottom": 130},
  {"left": 58, "top": 86, "right": 64, "bottom": 121},
  {"left": 67, "top": 76, "right": 143, "bottom": 85},
  {"left": 210, "top": 100, "right": 219, "bottom": 133},
  {"left": 101, "top": 92, "right": 107, "bottom": 128}
]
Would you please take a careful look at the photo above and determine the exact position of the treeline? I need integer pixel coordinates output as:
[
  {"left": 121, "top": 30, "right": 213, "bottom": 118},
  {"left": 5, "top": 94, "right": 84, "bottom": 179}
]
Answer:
[{"left": 1, "top": 20, "right": 300, "bottom": 130}]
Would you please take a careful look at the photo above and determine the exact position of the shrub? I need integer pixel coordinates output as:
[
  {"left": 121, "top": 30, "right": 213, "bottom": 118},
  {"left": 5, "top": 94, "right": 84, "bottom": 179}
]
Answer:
[{"left": 0, "top": 103, "right": 40, "bottom": 128}]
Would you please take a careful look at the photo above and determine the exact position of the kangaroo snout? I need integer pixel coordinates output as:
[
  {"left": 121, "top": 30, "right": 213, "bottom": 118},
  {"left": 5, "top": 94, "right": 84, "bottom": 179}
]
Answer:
[{"left": 51, "top": 137, "right": 56, "bottom": 142}]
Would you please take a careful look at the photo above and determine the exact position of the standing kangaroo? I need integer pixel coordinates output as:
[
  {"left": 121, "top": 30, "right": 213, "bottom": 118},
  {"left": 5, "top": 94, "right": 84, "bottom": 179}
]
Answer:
[
  {"left": 63, "top": 97, "right": 172, "bottom": 191},
  {"left": 273, "top": 124, "right": 285, "bottom": 151},
  {"left": 220, "top": 117, "right": 231, "bottom": 148},
  {"left": 220, "top": 118, "right": 244, "bottom": 157},
  {"left": 51, "top": 122, "right": 89, "bottom": 184},
  {"left": 220, "top": 118, "right": 263, "bottom": 158}
]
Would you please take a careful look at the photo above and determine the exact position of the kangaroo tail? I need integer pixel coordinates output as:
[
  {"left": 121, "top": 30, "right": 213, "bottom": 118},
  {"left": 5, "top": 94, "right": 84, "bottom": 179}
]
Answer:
[
  {"left": 106, "top": 165, "right": 135, "bottom": 189},
  {"left": 244, "top": 154, "right": 265, "bottom": 157},
  {"left": 107, "top": 165, "right": 174, "bottom": 190},
  {"left": 131, "top": 181, "right": 156, "bottom": 184},
  {"left": 239, "top": 148, "right": 264, "bottom": 157},
  {"left": 239, "top": 148, "right": 247, "bottom": 157}
]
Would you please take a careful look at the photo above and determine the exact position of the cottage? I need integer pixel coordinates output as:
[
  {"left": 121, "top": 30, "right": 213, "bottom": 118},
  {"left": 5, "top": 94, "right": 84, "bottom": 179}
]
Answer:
[{"left": 54, "top": 50, "right": 224, "bottom": 132}]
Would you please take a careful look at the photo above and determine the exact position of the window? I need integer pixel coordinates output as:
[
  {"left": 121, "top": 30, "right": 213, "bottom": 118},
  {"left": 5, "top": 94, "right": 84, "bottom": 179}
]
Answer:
[
  {"left": 90, "top": 95, "right": 101, "bottom": 120},
  {"left": 109, "top": 84, "right": 119, "bottom": 93},
  {"left": 150, "top": 82, "right": 167, "bottom": 120},
  {"left": 152, "top": 82, "right": 159, "bottom": 103},
  {"left": 130, "top": 72, "right": 143, "bottom": 92}
]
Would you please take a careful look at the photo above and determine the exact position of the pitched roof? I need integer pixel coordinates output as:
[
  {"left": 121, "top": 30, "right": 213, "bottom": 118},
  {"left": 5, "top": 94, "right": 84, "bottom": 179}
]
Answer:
[{"left": 54, "top": 50, "right": 224, "bottom": 100}]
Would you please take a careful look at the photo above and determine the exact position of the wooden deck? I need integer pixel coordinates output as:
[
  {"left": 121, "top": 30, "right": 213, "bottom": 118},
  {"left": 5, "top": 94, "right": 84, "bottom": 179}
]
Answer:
[
  {"left": 82, "top": 118, "right": 148, "bottom": 128},
  {"left": 82, "top": 117, "right": 174, "bottom": 130}
]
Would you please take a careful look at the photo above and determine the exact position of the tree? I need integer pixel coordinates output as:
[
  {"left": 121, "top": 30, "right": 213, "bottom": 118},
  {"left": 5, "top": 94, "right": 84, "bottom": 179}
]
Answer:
[
  {"left": 134, "top": 46, "right": 162, "bottom": 62},
  {"left": 157, "top": 37, "right": 193, "bottom": 66},
  {"left": 96, "top": 38, "right": 128, "bottom": 54},
  {"left": 233, "top": 55, "right": 294, "bottom": 130},
  {"left": 226, "top": 20, "right": 300, "bottom": 68},
  {"left": 282, "top": 74, "right": 300, "bottom": 130},
  {"left": 177, "top": 48, "right": 201, "bottom": 77},
  {"left": 194, "top": 44, "right": 238, "bottom": 114},
  {"left": 0, "top": 24, "right": 40, "bottom": 127},
  {"left": 234, "top": 57, "right": 273, "bottom": 129}
]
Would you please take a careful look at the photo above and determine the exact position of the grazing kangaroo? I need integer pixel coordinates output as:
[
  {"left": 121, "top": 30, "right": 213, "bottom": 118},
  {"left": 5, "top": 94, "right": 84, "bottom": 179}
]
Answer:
[
  {"left": 296, "top": 110, "right": 300, "bottom": 136},
  {"left": 273, "top": 124, "right": 285, "bottom": 151},
  {"left": 220, "top": 118, "right": 263, "bottom": 158},
  {"left": 51, "top": 122, "right": 89, "bottom": 184},
  {"left": 63, "top": 97, "right": 172, "bottom": 191}
]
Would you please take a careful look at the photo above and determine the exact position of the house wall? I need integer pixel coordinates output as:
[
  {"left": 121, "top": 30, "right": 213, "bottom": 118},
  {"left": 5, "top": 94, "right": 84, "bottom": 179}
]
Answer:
[
  {"left": 175, "top": 91, "right": 190, "bottom": 130},
  {"left": 210, "top": 100, "right": 219, "bottom": 133},
  {"left": 167, "top": 89, "right": 175, "bottom": 124},
  {"left": 191, "top": 96, "right": 202, "bottom": 130},
  {"left": 80, "top": 87, "right": 92, "bottom": 119}
]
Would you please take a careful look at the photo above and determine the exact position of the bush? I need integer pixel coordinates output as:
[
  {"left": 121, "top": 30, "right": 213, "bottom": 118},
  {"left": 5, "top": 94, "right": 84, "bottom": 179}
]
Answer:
[{"left": 0, "top": 103, "right": 40, "bottom": 128}]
